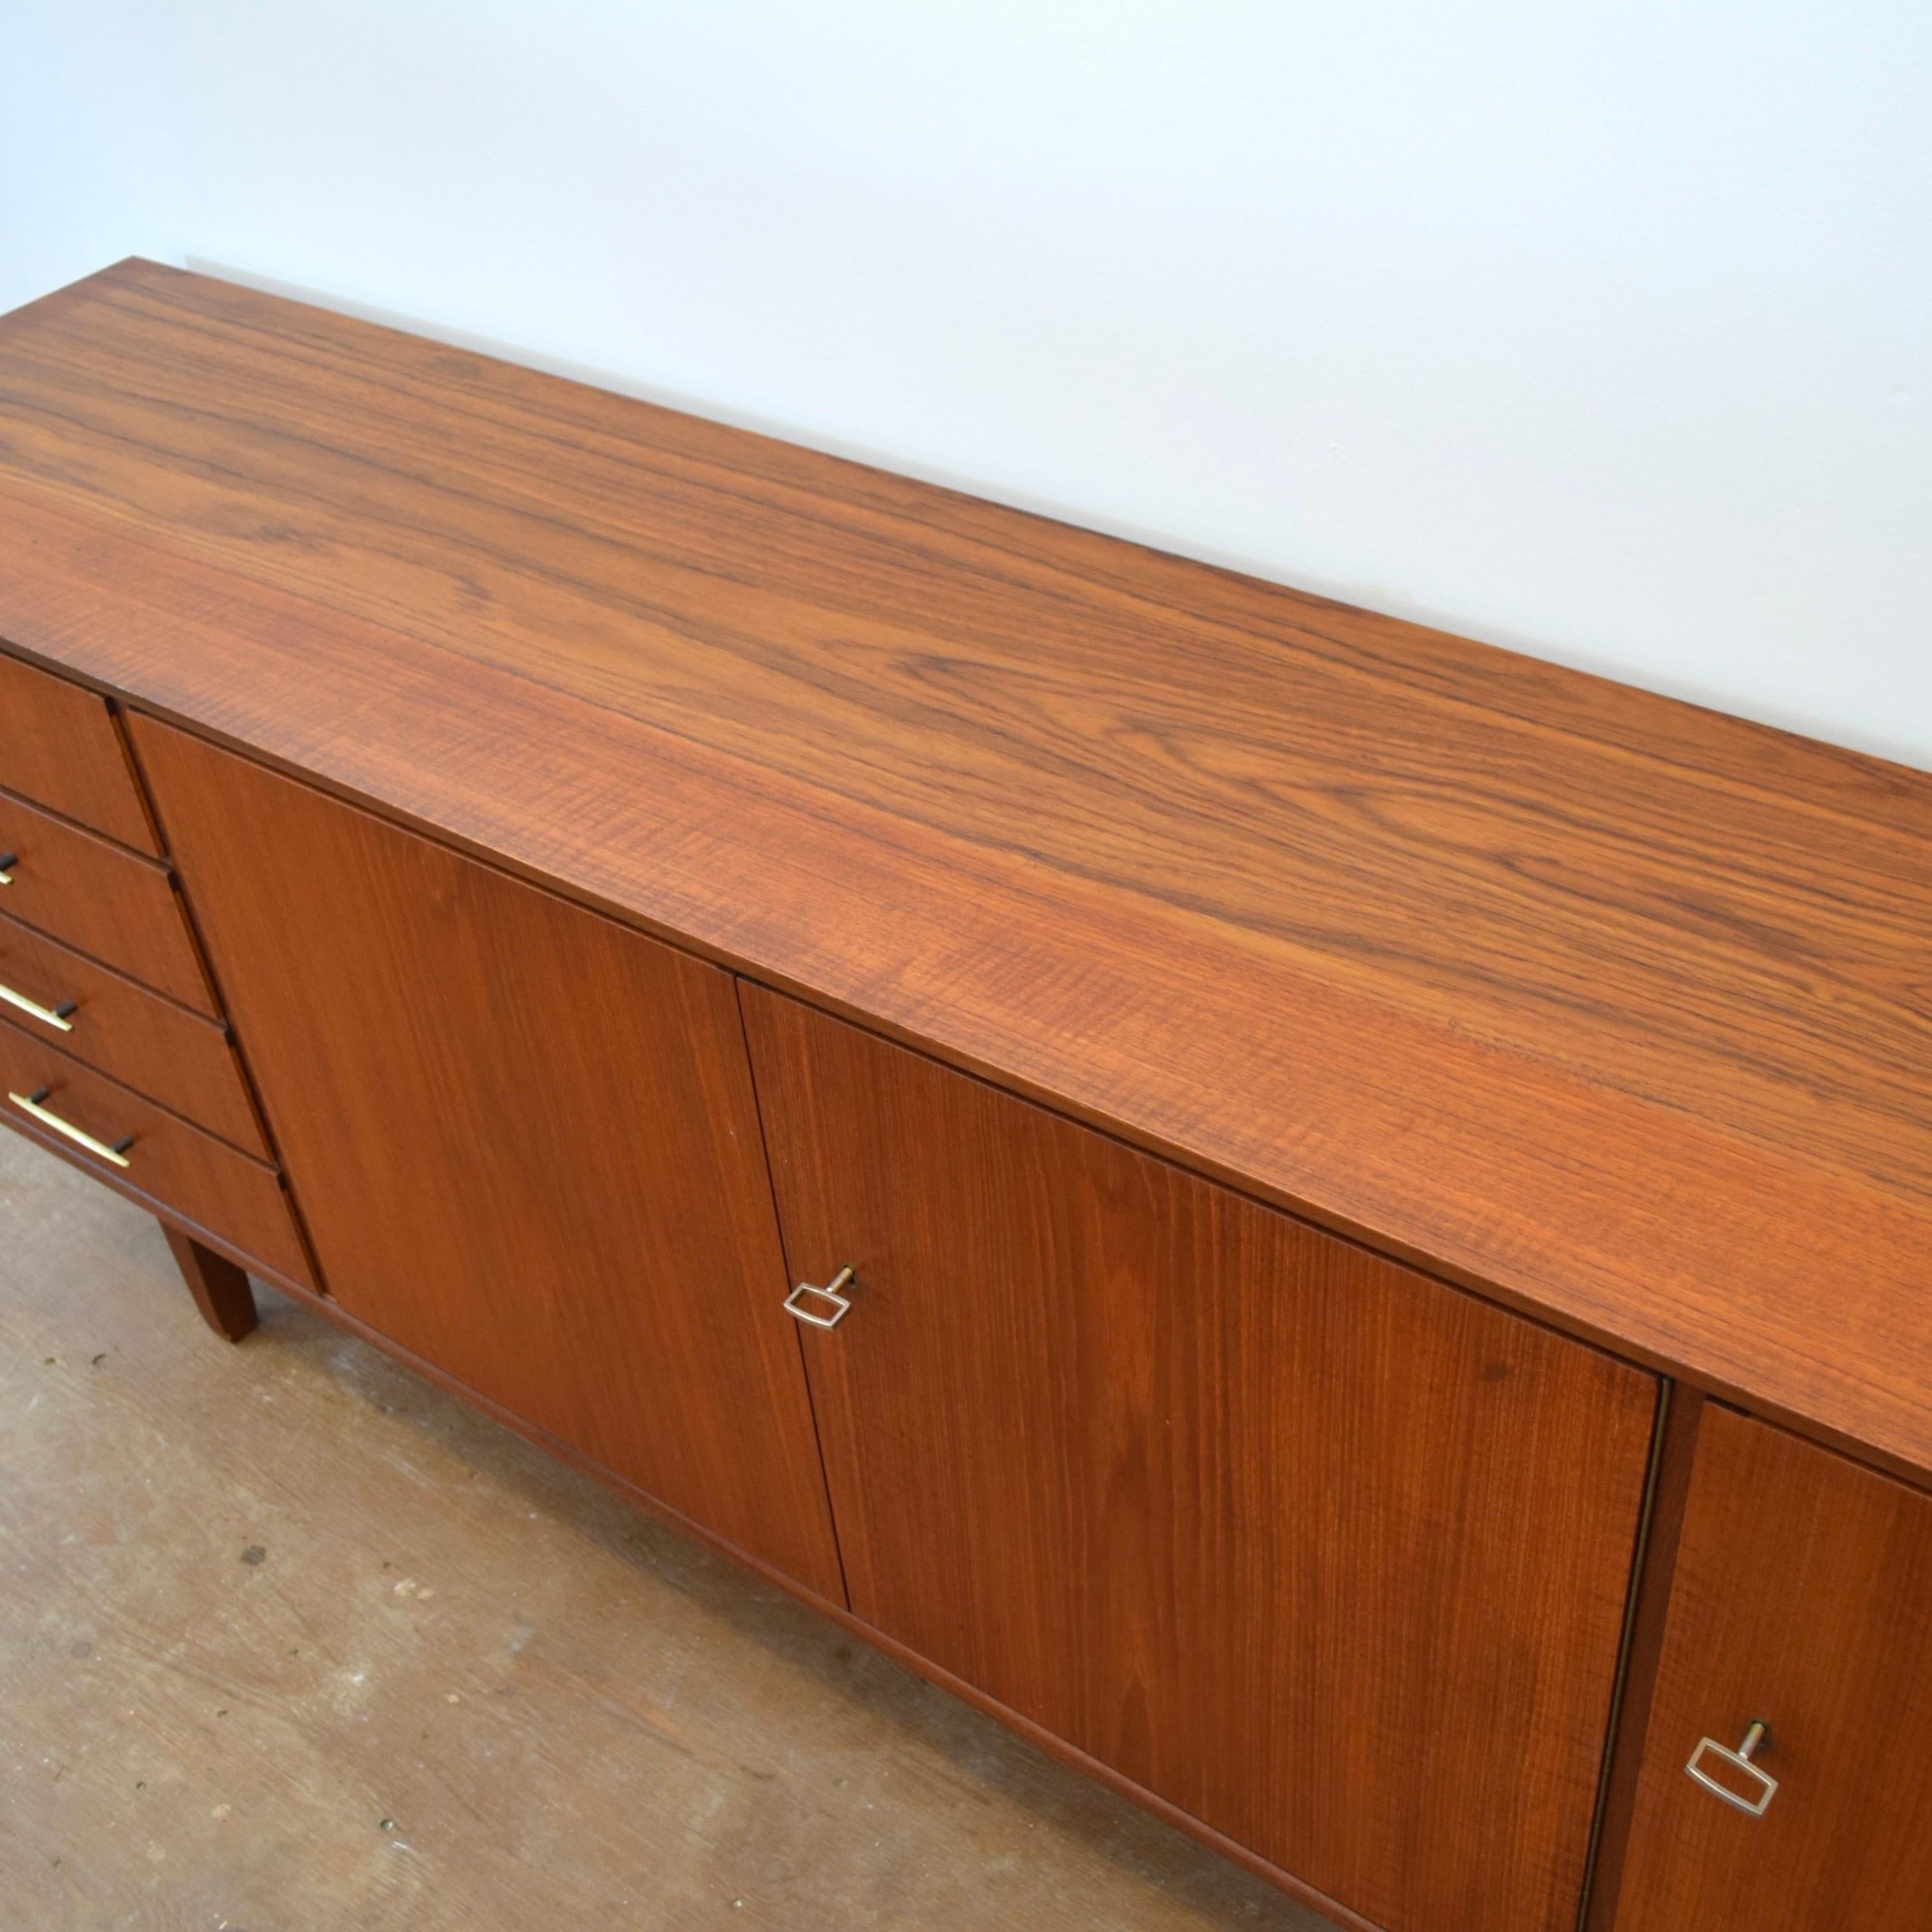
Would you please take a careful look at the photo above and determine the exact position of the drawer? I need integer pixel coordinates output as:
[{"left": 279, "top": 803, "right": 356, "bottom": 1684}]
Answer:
[
  {"left": 0, "top": 914, "right": 269, "bottom": 1157},
  {"left": 0, "top": 651, "right": 160, "bottom": 855},
  {"left": 0, "top": 789, "right": 216, "bottom": 1015},
  {"left": 0, "top": 1022, "right": 311, "bottom": 1288}
]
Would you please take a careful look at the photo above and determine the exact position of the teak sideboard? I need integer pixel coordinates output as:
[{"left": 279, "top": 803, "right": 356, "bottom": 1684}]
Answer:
[{"left": 1, "top": 261, "right": 1927, "bottom": 1932}]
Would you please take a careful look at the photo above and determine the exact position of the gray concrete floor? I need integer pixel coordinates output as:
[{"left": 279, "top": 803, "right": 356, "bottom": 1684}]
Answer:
[{"left": 0, "top": 1130, "right": 1331, "bottom": 1931}]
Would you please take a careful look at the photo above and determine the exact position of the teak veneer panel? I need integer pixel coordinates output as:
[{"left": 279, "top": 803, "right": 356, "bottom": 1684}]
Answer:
[
  {"left": 743, "top": 986, "right": 1658, "bottom": 1932},
  {"left": 0, "top": 913, "right": 267, "bottom": 1156},
  {"left": 0, "top": 786, "right": 215, "bottom": 1016},
  {"left": 1613, "top": 1406, "right": 1932, "bottom": 1928},
  {"left": 1, "top": 260, "right": 1929, "bottom": 1472},
  {"left": 0, "top": 1021, "right": 308, "bottom": 1286},
  {"left": 129, "top": 716, "right": 846, "bottom": 1602},
  {"left": 0, "top": 647, "right": 159, "bottom": 854}
]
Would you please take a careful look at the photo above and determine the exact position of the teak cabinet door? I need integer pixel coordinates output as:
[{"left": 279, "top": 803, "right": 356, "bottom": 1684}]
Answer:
[
  {"left": 1612, "top": 1406, "right": 1932, "bottom": 1930},
  {"left": 131, "top": 719, "right": 843, "bottom": 1600},
  {"left": 741, "top": 988, "right": 1658, "bottom": 1932}
]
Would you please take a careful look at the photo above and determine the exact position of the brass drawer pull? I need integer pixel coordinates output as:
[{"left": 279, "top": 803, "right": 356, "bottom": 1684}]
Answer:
[
  {"left": 0, "top": 851, "right": 16, "bottom": 886},
  {"left": 0, "top": 977, "right": 77, "bottom": 1032},
  {"left": 7, "top": 1085, "right": 134, "bottom": 1169},
  {"left": 1686, "top": 1720, "right": 1777, "bottom": 1817},
  {"left": 785, "top": 1265, "right": 857, "bottom": 1330}
]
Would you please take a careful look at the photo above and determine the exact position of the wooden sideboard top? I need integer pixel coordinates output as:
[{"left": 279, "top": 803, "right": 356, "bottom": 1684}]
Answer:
[{"left": 1, "top": 260, "right": 1927, "bottom": 1475}]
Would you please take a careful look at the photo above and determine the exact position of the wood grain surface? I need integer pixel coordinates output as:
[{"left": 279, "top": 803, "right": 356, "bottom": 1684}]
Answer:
[
  {"left": 0, "top": 647, "right": 159, "bottom": 853},
  {"left": 0, "top": 1021, "right": 310, "bottom": 1284},
  {"left": 129, "top": 715, "right": 846, "bottom": 1603},
  {"left": 742, "top": 984, "right": 1657, "bottom": 1932},
  {"left": 0, "top": 260, "right": 1928, "bottom": 1472},
  {"left": 0, "top": 786, "right": 215, "bottom": 1014},
  {"left": 0, "top": 913, "right": 267, "bottom": 1155},
  {"left": 1612, "top": 1405, "right": 1932, "bottom": 1929}
]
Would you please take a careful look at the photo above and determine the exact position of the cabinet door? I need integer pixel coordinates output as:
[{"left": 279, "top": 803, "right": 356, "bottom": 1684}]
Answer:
[
  {"left": 741, "top": 987, "right": 1657, "bottom": 1932},
  {"left": 1612, "top": 1406, "right": 1932, "bottom": 1929},
  {"left": 132, "top": 720, "right": 842, "bottom": 1600}
]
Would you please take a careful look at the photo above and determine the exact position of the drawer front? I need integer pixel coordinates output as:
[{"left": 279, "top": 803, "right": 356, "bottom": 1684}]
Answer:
[
  {"left": 1611, "top": 1406, "right": 1932, "bottom": 1929},
  {"left": 0, "top": 651, "right": 159, "bottom": 855},
  {"left": 0, "top": 914, "right": 267, "bottom": 1157},
  {"left": 0, "top": 790, "right": 215, "bottom": 1015},
  {"left": 0, "top": 1023, "right": 311, "bottom": 1287}
]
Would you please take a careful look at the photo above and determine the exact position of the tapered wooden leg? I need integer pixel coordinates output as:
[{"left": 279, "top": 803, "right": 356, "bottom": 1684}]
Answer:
[{"left": 162, "top": 1225, "right": 257, "bottom": 1342}]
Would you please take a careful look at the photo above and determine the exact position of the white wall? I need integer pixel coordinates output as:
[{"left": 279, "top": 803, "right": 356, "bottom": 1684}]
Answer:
[{"left": 6, "top": 2, "right": 1929, "bottom": 767}]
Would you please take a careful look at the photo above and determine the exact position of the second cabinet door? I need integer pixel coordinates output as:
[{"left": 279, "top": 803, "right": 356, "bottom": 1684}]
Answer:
[
  {"left": 743, "top": 987, "right": 1657, "bottom": 1932},
  {"left": 132, "top": 719, "right": 843, "bottom": 1600}
]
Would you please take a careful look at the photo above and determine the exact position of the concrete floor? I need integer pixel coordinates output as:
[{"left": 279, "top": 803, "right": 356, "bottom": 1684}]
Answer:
[{"left": 0, "top": 1130, "right": 1331, "bottom": 1931}]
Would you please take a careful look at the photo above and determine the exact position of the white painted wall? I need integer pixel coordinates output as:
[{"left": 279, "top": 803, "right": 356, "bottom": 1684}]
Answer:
[{"left": 5, "top": 3, "right": 1929, "bottom": 766}]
